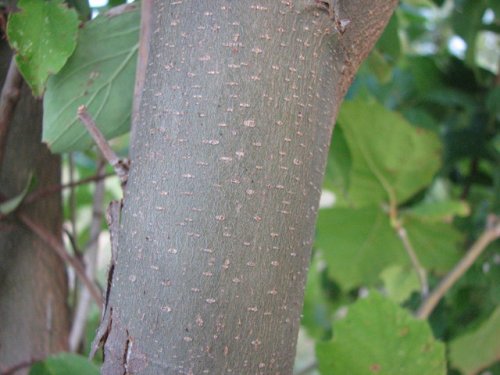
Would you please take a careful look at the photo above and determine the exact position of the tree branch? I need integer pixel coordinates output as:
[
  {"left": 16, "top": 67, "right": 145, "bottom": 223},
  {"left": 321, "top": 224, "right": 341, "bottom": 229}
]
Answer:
[
  {"left": 18, "top": 213, "right": 103, "bottom": 307},
  {"left": 77, "top": 105, "right": 129, "bottom": 185},
  {"left": 416, "top": 215, "right": 500, "bottom": 319},
  {"left": 22, "top": 171, "right": 113, "bottom": 205},
  {"left": 0, "top": 56, "right": 23, "bottom": 172}
]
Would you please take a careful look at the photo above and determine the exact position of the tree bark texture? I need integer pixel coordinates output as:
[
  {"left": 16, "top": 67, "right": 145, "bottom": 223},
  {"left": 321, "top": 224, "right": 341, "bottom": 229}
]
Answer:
[
  {"left": 0, "top": 41, "right": 69, "bottom": 373},
  {"left": 103, "top": 1, "right": 396, "bottom": 374}
]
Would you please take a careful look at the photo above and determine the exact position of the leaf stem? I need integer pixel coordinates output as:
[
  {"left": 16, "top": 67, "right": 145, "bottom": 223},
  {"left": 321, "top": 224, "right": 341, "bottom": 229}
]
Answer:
[
  {"left": 389, "top": 201, "right": 428, "bottom": 298},
  {"left": 396, "top": 224, "right": 429, "bottom": 297},
  {"left": 416, "top": 215, "right": 500, "bottom": 319}
]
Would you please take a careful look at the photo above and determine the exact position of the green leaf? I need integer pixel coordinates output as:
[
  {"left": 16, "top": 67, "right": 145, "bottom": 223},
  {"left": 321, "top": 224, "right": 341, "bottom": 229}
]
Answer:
[
  {"left": 338, "top": 100, "right": 442, "bottom": 207},
  {"left": 449, "top": 307, "right": 500, "bottom": 375},
  {"left": 451, "top": 0, "right": 488, "bottom": 68},
  {"left": 67, "top": 0, "right": 91, "bottom": 21},
  {"left": 43, "top": 3, "right": 140, "bottom": 153},
  {"left": 301, "top": 250, "right": 339, "bottom": 339},
  {"left": 323, "top": 126, "right": 352, "bottom": 203},
  {"left": 402, "top": 214, "right": 462, "bottom": 274},
  {"left": 406, "top": 57, "right": 443, "bottom": 97},
  {"left": 366, "top": 49, "right": 393, "bottom": 84},
  {"left": 316, "top": 206, "right": 461, "bottom": 290},
  {"left": 7, "top": 0, "right": 79, "bottom": 96},
  {"left": 316, "top": 291, "right": 446, "bottom": 375},
  {"left": 316, "top": 206, "right": 403, "bottom": 290},
  {"left": 380, "top": 265, "right": 420, "bottom": 303},
  {"left": 29, "top": 353, "right": 99, "bottom": 375},
  {"left": 375, "top": 13, "right": 401, "bottom": 62},
  {"left": 406, "top": 200, "right": 470, "bottom": 221},
  {"left": 486, "top": 87, "right": 500, "bottom": 117},
  {"left": 0, "top": 172, "right": 32, "bottom": 215}
]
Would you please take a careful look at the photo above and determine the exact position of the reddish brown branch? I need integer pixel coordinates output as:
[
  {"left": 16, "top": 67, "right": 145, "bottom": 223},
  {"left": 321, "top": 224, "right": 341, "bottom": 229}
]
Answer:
[
  {"left": 22, "top": 171, "right": 113, "bottom": 205},
  {"left": 0, "top": 57, "right": 23, "bottom": 171},
  {"left": 19, "top": 213, "right": 103, "bottom": 307},
  {"left": 416, "top": 215, "right": 500, "bottom": 319},
  {"left": 77, "top": 105, "right": 129, "bottom": 185}
]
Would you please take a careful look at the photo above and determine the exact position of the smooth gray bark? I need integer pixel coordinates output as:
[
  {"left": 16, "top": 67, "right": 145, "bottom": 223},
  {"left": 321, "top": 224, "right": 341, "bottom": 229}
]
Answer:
[
  {"left": 102, "top": 1, "right": 396, "bottom": 374},
  {"left": 0, "top": 41, "right": 69, "bottom": 373}
]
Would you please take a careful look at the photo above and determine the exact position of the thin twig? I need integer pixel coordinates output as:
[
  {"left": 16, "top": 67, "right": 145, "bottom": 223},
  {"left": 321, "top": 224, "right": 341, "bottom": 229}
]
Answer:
[
  {"left": 416, "top": 215, "right": 500, "bottom": 320},
  {"left": 0, "top": 56, "right": 23, "bottom": 172},
  {"left": 77, "top": 105, "right": 129, "bottom": 185},
  {"left": 105, "top": 2, "right": 138, "bottom": 17},
  {"left": 69, "top": 161, "right": 106, "bottom": 351},
  {"left": 68, "top": 154, "right": 78, "bottom": 255},
  {"left": 19, "top": 213, "right": 103, "bottom": 307},
  {"left": 396, "top": 225, "right": 429, "bottom": 297},
  {"left": 64, "top": 227, "right": 83, "bottom": 257},
  {"left": 22, "top": 171, "right": 113, "bottom": 205}
]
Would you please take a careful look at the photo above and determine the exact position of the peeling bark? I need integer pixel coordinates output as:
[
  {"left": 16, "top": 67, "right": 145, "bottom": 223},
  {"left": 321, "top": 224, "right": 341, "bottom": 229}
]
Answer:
[{"left": 101, "top": 1, "right": 396, "bottom": 373}]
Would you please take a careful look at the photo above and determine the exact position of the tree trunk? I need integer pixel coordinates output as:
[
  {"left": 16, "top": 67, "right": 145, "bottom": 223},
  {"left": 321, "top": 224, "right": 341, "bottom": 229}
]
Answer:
[
  {"left": 102, "top": 1, "right": 396, "bottom": 373},
  {"left": 0, "top": 41, "right": 69, "bottom": 373}
]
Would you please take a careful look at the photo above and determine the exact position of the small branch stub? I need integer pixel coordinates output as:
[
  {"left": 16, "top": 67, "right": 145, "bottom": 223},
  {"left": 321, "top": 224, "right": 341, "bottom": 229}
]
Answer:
[
  {"left": 314, "top": 0, "right": 351, "bottom": 34},
  {"left": 77, "top": 105, "right": 129, "bottom": 185}
]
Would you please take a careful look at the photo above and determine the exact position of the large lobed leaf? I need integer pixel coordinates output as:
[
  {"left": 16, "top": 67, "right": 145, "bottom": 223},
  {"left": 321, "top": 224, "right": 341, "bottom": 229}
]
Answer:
[
  {"left": 316, "top": 291, "right": 446, "bottom": 375},
  {"left": 7, "top": 0, "right": 79, "bottom": 96},
  {"left": 316, "top": 206, "right": 461, "bottom": 291},
  {"left": 43, "top": 4, "right": 140, "bottom": 153},
  {"left": 316, "top": 206, "right": 403, "bottom": 290},
  {"left": 336, "top": 99, "right": 442, "bottom": 207}
]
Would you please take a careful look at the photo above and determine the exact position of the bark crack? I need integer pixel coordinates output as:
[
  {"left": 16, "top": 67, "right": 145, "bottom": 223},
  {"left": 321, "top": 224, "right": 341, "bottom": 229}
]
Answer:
[
  {"left": 123, "top": 329, "right": 132, "bottom": 375},
  {"left": 89, "top": 306, "right": 113, "bottom": 359}
]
